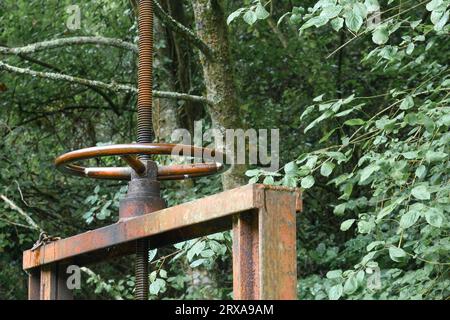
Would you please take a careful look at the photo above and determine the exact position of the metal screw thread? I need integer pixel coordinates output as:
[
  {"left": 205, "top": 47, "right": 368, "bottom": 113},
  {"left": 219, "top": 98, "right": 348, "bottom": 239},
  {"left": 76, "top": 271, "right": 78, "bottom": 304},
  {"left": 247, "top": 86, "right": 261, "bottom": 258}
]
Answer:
[
  {"left": 137, "top": 0, "right": 154, "bottom": 150},
  {"left": 135, "top": 238, "right": 149, "bottom": 300},
  {"left": 135, "top": 0, "right": 154, "bottom": 301}
]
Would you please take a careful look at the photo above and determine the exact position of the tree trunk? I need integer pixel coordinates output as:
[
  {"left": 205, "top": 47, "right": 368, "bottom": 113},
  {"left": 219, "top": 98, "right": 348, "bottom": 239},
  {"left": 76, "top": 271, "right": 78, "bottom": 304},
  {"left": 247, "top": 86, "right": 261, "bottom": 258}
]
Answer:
[
  {"left": 153, "top": 14, "right": 179, "bottom": 142},
  {"left": 191, "top": 0, "right": 247, "bottom": 189},
  {"left": 167, "top": 0, "right": 205, "bottom": 134}
]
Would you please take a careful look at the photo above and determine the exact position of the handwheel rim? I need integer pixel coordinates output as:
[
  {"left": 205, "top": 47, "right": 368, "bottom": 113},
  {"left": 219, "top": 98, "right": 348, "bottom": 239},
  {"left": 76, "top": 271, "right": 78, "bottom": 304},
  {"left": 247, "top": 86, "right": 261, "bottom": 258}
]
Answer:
[{"left": 55, "top": 143, "right": 228, "bottom": 180}]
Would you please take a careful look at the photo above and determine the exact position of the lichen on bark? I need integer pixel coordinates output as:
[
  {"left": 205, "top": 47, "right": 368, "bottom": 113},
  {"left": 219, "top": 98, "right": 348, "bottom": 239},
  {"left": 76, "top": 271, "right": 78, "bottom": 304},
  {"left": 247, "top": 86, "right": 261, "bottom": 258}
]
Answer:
[{"left": 192, "top": 0, "right": 248, "bottom": 189}]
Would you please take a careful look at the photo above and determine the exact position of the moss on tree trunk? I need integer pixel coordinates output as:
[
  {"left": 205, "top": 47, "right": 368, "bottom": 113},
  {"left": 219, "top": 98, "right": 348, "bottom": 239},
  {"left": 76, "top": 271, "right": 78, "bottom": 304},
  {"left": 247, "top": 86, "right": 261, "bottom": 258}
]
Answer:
[{"left": 192, "top": 0, "right": 247, "bottom": 189}]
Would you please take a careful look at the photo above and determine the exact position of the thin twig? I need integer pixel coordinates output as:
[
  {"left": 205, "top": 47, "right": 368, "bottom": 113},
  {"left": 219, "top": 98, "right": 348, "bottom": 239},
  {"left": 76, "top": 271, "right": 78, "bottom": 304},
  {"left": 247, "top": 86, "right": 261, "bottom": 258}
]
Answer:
[
  {"left": 14, "top": 180, "right": 29, "bottom": 207},
  {"left": 153, "top": 0, "right": 213, "bottom": 59},
  {"left": 0, "top": 217, "right": 36, "bottom": 230},
  {"left": 0, "top": 61, "right": 213, "bottom": 105},
  {"left": 0, "top": 36, "right": 138, "bottom": 55},
  {"left": 0, "top": 194, "right": 43, "bottom": 232}
]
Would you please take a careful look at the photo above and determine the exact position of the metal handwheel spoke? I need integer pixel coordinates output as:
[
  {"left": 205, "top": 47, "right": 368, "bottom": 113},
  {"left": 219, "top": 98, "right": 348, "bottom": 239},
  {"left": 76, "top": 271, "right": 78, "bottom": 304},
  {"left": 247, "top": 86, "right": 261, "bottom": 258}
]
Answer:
[{"left": 121, "top": 155, "right": 146, "bottom": 175}]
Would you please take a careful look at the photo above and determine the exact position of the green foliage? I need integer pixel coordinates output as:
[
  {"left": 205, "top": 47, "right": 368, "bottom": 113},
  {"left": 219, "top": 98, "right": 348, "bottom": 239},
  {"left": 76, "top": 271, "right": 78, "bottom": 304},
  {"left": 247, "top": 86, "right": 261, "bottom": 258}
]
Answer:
[{"left": 244, "top": 0, "right": 449, "bottom": 300}]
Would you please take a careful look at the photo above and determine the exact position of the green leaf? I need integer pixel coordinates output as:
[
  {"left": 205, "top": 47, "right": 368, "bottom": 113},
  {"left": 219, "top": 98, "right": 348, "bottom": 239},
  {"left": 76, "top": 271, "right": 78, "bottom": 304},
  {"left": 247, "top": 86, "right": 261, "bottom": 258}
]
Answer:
[
  {"left": 364, "top": 0, "right": 380, "bottom": 13},
  {"left": 255, "top": 3, "right": 270, "bottom": 20},
  {"left": 344, "top": 275, "right": 358, "bottom": 294},
  {"left": 406, "top": 43, "right": 415, "bottom": 55},
  {"left": 410, "top": 19, "right": 422, "bottom": 29},
  {"left": 340, "top": 183, "right": 353, "bottom": 200},
  {"left": 415, "top": 165, "right": 427, "bottom": 179},
  {"left": 425, "top": 150, "right": 447, "bottom": 163},
  {"left": 372, "top": 25, "right": 389, "bottom": 44},
  {"left": 187, "top": 241, "right": 205, "bottom": 261},
  {"left": 305, "top": 155, "right": 319, "bottom": 169},
  {"left": 301, "top": 175, "right": 315, "bottom": 189},
  {"left": 359, "top": 164, "right": 380, "bottom": 183},
  {"left": 300, "top": 16, "right": 329, "bottom": 30},
  {"left": 284, "top": 161, "right": 297, "bottom": 174},
  {"left": 243, "top": 10, "right": 257, "bottom": 25},
  {"left": 159, "top": 269, "right": 167, "bottom": 278},
  {"left": 411, "top": 185, "right": 431, "bottom": 200},
  {"left": 434, "top": 11, "right": 449, "bottom": 31},
  {"left": 389, "top": 247, "right": 407, "bottom": 262},
  {"left": 402, "top": 151, "right": 418, "bottom": 159},
  {"left": 325, "top": 151, "right": 347, "bottom": 164},
  {"left": 311, "top": 16, "right": 330, "bottom": 28},
  {"left": 340, "top": 219, "right": 355, "bottom": 231},
  {"left": 367, "top": 241, "right": 385, "bottom": 251},
  {"left": 377, "top": 203, "right": 397, "bottom": 221},
  {"left": 227, "top": 8, "right": 245, "bottom": 25},
  {"left": 245, "top": 169, "right": 259, "bottom": 177},
  {"left": 328, "top": 284, "right": 343, "bottom": 300},
  {"left": 304, "top": 110, "right": 334, "bottom": 133},
  {"left": 150, "top": 278, "right": 166, "bottom": 295},
  {"left": 190, "top": 258, "right": 206, "bottom": 268},
  {"left": 249, "top": 176, "right": 259, "bottom": 184},
  {"left": 148, "top": 249, "right": 157, "bottom": 262},
  {"left": 353, "top": 3, "right": 368, "bottom": 19},
  {"left": 313, "top": 94, "right": 324, "bottom": 102},
  {"left": 320, "top": 161, "right": 335, "bottom": 177},
  {"left": 200, "top": 249, "right": 215, "bottom": 258},
  {"left": 331, "top": 17, "right": 344, "bottom": 31},
  {"left": 425, "top": 208, "right": 444, "bottom": 228},
  {"left": 319, "top": 128, "right": 337, "bottom": 143},
  {"left": 361, "top": 251, "right": 377, "bottom": 265},
  {"left": 400, "top": 95, "right": 414, "bottom": 110},
  {"left": 399, "top": 210, "right": 420, "bottom": 229},
  {"left": 345, "top": 10, "right": 363, "bottom": 33},
  {"left": 320, "top": 5, "right": 343, "bottom": 20},
  {"left": 334, "top": 203, "right": 346, "bottom": 215},
  {"left": 356, "top": 270, "right": 365, "bottom": 285},
  {"left": 358, "top": 220, "right": 375, "bottom": 234},
  {"left": 326, "top": 269, "right": 343, "bottom": 279},
  {"left": 426, "top": 0, "right": 443, "bottom": 11},
  {"left": 263, "top": 175, "right": 274, "bottom": 185},
  {"left": 344, "top": 118, "right": 365, "bottom": 126}
]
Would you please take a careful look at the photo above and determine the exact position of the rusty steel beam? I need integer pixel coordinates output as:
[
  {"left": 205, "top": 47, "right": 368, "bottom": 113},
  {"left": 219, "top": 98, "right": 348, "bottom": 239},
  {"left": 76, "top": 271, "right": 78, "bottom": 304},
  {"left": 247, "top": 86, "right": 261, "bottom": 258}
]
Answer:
[
  {"left": 34, "top": 262, "right": 74, "bottom": 300},
  {"left": 23, "top": 184, "right": 301, "bottom": 300},
  {"left": 28, "top": 269, "right": 40, "bottom": 300},
  {"left": 233, "top": 189, "right": 298, "bottom": 300},
  {"left": 24, "top": 184, "right": 291, "bottom": 270},
  {"left": 259, "top": 189, "right": 297, "bottom": 299}
]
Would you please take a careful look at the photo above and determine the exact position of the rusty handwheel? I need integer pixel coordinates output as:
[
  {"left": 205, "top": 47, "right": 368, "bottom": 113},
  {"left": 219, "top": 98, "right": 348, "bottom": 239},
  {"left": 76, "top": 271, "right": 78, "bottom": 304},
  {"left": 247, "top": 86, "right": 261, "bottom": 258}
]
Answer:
[{"left": 55, "top": 143, "right": 227, "bottom": 181}]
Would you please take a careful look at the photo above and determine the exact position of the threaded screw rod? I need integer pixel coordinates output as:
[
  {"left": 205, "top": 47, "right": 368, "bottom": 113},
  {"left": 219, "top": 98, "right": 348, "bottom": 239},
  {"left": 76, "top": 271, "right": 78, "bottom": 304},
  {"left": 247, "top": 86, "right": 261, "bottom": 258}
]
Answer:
[
  {"left": 137, "top": 0, "right": 154, "bottom": 150},
  {"left": 135, "top": 0, "right": 154, "bottom": 301}
]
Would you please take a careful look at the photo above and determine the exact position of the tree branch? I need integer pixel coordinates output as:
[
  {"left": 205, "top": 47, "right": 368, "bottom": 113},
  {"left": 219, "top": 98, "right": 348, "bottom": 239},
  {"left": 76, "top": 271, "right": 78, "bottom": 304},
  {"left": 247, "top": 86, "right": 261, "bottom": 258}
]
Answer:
[
  {"left": 0, "top": 36, "right": 138, "bottom": 55},
  {"left": 0, "top": 61, "right": 213, "bottom": 105},
  {"left": 153, "top": 0, "right": 214, "bottom": 60},
  {"left": 16, "top": 105, "right": 133, "bottom": 127},
  {"left": 0, "top": 194, "right": 43, "bottom": 232}
]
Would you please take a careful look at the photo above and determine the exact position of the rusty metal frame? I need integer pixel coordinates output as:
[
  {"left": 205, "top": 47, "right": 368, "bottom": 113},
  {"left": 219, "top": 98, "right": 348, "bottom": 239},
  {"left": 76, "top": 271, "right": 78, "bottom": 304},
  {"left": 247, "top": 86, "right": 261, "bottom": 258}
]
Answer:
[{"left": 23, "top": 184, "right": 301, "bottom": 300}]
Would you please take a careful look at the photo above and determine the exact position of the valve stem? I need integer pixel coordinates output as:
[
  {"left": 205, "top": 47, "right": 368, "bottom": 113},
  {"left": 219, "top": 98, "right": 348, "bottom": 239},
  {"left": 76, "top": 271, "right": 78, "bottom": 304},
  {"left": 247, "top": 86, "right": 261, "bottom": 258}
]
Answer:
[{"left": 135, "top": 0, "right": 154, "bottom": 300}]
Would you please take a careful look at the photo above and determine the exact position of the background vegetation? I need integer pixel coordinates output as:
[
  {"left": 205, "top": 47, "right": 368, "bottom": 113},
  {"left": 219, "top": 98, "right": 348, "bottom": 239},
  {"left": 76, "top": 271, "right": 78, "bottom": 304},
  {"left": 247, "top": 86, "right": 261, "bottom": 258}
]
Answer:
[{"left": 0, "top": 0, "right": 448, "bottom": 300}]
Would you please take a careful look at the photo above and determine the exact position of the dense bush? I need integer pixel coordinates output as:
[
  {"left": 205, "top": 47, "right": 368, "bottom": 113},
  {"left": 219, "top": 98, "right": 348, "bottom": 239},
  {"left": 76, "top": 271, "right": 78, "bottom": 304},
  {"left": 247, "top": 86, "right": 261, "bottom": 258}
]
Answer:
[{"left": 0, "top": 0, "right": 448, "bottom": 300}]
